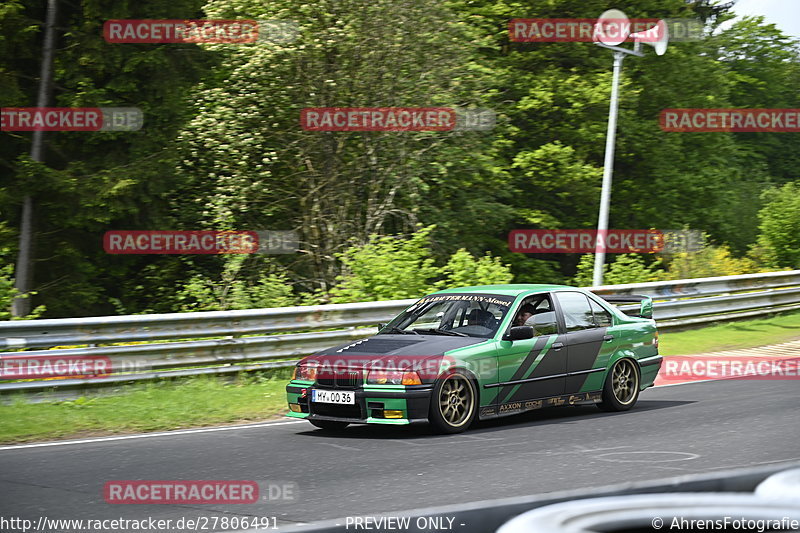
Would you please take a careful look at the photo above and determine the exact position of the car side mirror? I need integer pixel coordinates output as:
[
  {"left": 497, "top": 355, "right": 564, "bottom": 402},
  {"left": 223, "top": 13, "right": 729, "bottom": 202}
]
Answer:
[
  {"left": 377, "top": 323, "right": 386, "bottom": 330},
  {"left": 503, "top": 326, "right": 534, "bottom": 341},
  {"left": 639, "top": 300, "right": 653, "bottom": 319}
]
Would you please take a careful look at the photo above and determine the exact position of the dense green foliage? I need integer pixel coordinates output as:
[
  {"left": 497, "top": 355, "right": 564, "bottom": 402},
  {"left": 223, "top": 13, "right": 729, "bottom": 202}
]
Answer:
[
  {"left": 1, "top": 0, "right": 798, "bottom": 317},
  {"left": 756, "top": 183, "right": 800, "bottom": 269},
  {"left": 327, "top": 226, "right": 514, "bottom": 303}
]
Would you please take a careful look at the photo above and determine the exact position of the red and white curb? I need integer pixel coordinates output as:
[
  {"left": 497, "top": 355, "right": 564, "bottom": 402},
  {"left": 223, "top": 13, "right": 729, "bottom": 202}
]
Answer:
[{"left": 655, "top": 339, "right": 800, "bottom": 387}]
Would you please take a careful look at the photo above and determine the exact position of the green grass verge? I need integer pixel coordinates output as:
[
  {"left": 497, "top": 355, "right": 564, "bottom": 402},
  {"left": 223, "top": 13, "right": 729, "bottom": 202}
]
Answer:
[
  {"left": 2, "top": 310, "right": 800, "bottom": 445},
  {"left": 658, "top": 310, "right": 800, "bottom": 356},
  {"left": 0, "top": 374, "right": 290, "bottom": 444}
]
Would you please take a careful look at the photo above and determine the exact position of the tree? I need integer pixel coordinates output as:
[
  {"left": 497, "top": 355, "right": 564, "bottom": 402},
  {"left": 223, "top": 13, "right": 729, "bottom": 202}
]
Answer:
[
  {"left": 664, "top": 245, "right": 762, "bottom": 280},
  {"left": 436, "top": 248, "right": 513, "bottom": 288},
  {"left": 712, "top": 16, "right": 800, "bottom": 186},
  {"left": 2, "top": 0, "right": 798, "bottom": 318},
  {"left": 327, "top": 226, "right": 516, "bottom": 303},
  {"left": 455, "top": 0, "right": 759, "bottom": 280},
  {"left": 327, "top": 226, "right": 440, "bottom": 303},
  {"left": 176, "top": 255, "right": 297, "bottom": 311},
  {"left": 1, "top": 0, "right": 214, "bottom": 317},
  {"left": 755, "top": 183, "right": 800, "bottom": 269},
  {"left": 571, "top": 253, "right": 666, "bottom": 286},
  {"left": 172, "top": 0, "right": 504, "bottom": 293}
]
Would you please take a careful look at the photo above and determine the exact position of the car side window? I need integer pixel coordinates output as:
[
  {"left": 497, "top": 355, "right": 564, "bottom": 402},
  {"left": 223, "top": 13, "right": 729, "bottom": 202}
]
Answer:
[
  {"left": 555, "top": 292, "right": 595, "bottom": 331},
  {"left": 589, "top": 299, "right": 613, "bottom": 327},
  {"left": 509, "top": 295, "right": 556, "bottom": 336},
  {"left": 531, "top": 297, "right": 550, "bottom": 312},
  {"left": 525, "top": 310, "right": 558, "bottom": 336}
]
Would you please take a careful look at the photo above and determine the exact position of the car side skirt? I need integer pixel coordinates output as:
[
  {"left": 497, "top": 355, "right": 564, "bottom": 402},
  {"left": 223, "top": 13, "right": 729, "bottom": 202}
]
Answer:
[{"left": 479, "top": 391, "right": 602, "bottom": 420}]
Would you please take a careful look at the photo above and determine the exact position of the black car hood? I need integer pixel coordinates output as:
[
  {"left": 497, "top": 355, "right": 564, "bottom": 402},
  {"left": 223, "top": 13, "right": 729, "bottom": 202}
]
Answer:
[{"left": 302, "top": 334, "right": 486, "bottom": 370}]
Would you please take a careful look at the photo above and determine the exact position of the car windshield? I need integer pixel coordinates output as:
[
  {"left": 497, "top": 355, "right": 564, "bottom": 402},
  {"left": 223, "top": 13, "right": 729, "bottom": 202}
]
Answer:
[{"left": 381, "top": 293, "right": 515, "bottom": 338}]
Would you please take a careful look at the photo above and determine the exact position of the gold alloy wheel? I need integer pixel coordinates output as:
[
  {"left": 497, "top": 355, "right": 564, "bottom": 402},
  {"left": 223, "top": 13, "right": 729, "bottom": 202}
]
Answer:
[
  {"left": 438, "top": 373, "right": 475, "bottom": 427},
  {"left": 612, "top": 359, "right": 638, "bottom": 405}
]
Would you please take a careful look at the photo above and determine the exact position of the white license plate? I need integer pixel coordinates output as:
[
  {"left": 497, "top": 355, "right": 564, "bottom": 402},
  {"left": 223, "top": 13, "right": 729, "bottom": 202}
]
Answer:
[{"left": 311, "top": 389, "right": 355, "bottom": 404}]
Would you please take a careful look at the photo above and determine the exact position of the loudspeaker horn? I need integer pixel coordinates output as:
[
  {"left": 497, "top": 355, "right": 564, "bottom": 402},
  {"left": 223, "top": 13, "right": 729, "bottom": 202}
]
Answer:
[
  {"left": 593, "top": 9, "right": 630, "bottom": 46},
  {"left": 631, "top": 19, "right": 669, "bottom": 55}
]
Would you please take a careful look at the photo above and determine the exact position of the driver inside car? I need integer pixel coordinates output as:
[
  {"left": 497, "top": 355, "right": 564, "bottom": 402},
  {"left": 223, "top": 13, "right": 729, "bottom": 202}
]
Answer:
[{"left": 513, "top": 303, "right": 536, "bottom": 327}]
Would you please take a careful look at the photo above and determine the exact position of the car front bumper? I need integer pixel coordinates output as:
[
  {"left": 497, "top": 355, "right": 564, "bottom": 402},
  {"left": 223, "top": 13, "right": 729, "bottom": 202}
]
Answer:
[{"left": 286, "top": 381, "right": 433, "bottom": 424}]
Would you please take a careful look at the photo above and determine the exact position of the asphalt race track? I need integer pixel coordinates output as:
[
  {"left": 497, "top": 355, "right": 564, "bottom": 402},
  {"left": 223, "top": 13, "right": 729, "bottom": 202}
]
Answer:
[{"left": 1, "top": 378, "right": 798, "bottom": 530}]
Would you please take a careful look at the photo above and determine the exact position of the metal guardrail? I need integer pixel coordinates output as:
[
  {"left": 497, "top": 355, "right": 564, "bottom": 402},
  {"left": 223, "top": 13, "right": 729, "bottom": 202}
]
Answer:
[
  {"left": 0, "top": 298, "right": 415, "bottom": 349},
  {"left": 1, "top": 270, "right": 799, "bottom": 394},
  {"left": 591, "top": 269, "right": 800, "bottom": 298},
  {"left": 593, "top": 270, "right": 800, "bottom": 327}
]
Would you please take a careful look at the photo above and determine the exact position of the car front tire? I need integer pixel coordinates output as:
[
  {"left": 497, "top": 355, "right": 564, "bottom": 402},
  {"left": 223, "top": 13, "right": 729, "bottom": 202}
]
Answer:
[{"left": 428, "top": 370, "right": 477, "bottom": 434}]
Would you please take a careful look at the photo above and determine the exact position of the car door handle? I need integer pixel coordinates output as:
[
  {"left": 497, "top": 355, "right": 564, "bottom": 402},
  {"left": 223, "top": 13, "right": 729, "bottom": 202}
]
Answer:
[
  {"left": 603, "top": 335, "right": 614, "bottom": 342},
  {"left": 552, "top": 342, "right": 564, "bottom": 350}
]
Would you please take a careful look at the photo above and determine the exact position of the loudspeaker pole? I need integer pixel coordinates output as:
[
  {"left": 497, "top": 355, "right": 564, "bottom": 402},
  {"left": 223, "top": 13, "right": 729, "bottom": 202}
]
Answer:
[
  {"left": 590, "top": 11, "right": 667, "bottom": 286},
  {"left": 592, "top": 50, "right": 625, "bottom": 287}
]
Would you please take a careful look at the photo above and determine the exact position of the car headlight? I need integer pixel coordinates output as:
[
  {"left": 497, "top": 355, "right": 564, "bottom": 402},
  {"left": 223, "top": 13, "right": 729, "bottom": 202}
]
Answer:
[
  {"left": 367, "top": 370, "right": 422, "bottom": 386},
  {"left": 292, "top": 364, "right": 317, "bottom": 382}
]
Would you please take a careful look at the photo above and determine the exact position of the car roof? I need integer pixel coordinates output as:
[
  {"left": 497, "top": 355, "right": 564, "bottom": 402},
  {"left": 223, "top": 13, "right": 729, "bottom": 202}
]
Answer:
[{"left": 431, "top": 284, "right": 575, "bottom": 297}]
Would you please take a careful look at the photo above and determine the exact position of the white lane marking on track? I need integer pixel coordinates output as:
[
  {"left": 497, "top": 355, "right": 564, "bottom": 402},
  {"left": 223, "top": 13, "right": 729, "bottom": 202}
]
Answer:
[
  {"left": 458, "top": 434, "right": 503, "bottom": 441},
  {"left": 701, "top": 456, "right": 800, "bottom": 471},
  {"left": 319, "top": 442, "right": 361, "bottom": 451},
  {"left": 387, "top": 439, "right": 424, "bottom": 446},
  {"left": 654, "top": 378, "right": 719, "bottom": 388},
  {"left": 0, "top": 419, "right": 306, "bottom": 451},
  {"left": 522, "top": 445, "right": 633, "bottom": 458},
  {"left": 572, "top": 445, "right": 631, "bottom": 453},
  {"left": 595, "top": 451, "right": 700, "bottom": 463}
]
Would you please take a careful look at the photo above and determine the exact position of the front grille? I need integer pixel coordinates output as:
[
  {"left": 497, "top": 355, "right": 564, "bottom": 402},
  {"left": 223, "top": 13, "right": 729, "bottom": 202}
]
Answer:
[
  {"left": 311, "top": 402, "right": 363, "bottom": 419},
  {"left": 316, "top": 371, "right": 361, "bottom": 388}
]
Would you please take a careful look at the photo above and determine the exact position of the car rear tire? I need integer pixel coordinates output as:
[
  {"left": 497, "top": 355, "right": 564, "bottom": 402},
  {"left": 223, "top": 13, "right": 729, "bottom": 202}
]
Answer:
[
  {"left": 429, "top": 370, "right": 477, "bottom": 434},
  {"left": 309, "top": 420, "right": 349, "bottom": 430},
  {"left": 597, "top": 358, "right": 640, "bottom": 412}
]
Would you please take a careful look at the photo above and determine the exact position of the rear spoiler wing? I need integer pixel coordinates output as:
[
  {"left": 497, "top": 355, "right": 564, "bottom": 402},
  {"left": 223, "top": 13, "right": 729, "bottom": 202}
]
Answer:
[{"left": 597, "top": 294, "right": 653, "bottom": 319}]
